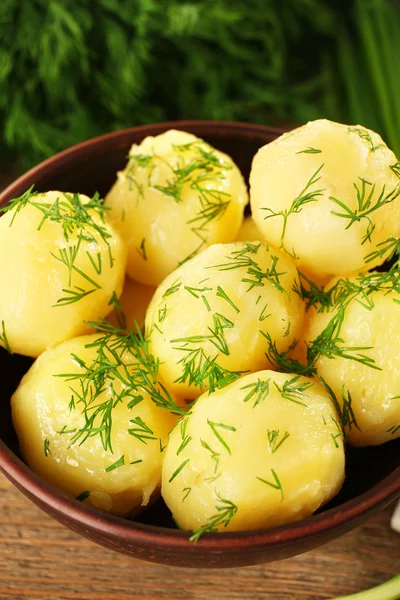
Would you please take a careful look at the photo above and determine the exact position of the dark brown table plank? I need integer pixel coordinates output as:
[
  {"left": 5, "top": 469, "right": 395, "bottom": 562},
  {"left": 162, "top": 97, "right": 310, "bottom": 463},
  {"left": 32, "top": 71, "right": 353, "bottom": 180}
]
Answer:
[{"left": 0, "top": 472, "right": 399, "bottom": 600}]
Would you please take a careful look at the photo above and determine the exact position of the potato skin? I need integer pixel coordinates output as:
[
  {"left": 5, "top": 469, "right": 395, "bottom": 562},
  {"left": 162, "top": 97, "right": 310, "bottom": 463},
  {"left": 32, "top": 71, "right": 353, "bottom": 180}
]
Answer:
[
  {"left": 0, "top": 191, "right": 126, "bottom": 357},
  {"left": 145, "top": 242, "right": 305, "bottom": 400},
  {"left": 250, "top": 119, "right": 400, "bottom": 281},
  {"left": 12, "top": 334, "right": 178, "bottom": 516},
  {"left": 305, "top": 278, "right": 400, "bottom": 446},
  {"left": 105, "top": 130, "right": 248, "bottom": 286},
  {"left": 162, "top": 370, "right": 345, "bottom": 533},
  {"left": 106, "top": 277, "right": 155, "bottom": 331}
]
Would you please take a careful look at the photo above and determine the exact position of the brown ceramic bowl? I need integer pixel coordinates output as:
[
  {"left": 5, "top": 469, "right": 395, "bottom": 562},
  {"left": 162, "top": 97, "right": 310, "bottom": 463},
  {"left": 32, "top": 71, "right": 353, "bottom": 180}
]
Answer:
[{"left": 0, "top": 121, "right": 399, "bottom": 569}]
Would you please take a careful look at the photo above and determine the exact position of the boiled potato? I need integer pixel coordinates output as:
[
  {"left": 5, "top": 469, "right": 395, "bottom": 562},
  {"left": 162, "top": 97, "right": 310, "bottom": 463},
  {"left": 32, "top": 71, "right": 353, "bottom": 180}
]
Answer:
[
  {"left": 235, "top": 215, "right": 263, "bottom": 242},
  {"left": 0, "top": 190, "right": 126, "bottom": 357},
  {"left": 105, "top": 130, "right": 248, "bottom": 286},
  {"left": 162, "top": 370, "right": 345, "bottom": 535},
  {"left": 145, "top": 242, "right": 305, "bottom": 400},
  {"left": 305, "top": 274, "right": 400, "bottom": 446},
  {"left": 107, "top": 277, "right": 155, "bottom": 330},
  {"left": 12, "top": 334, "right": 178, "bottom": 516},
  {"left": 250, "top": 119, "right": 400, "bottom": 281}
]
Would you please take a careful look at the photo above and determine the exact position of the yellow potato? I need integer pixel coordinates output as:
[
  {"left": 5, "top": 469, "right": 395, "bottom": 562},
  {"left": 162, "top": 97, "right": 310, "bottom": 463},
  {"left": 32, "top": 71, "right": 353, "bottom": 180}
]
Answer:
[
  {"left": 235, "top": 215, "right": 263, "bottom": 242},
  {"left": 105, "top": 130, "right": 248, "bottom": 286},
  {"left": 250, "top": 119, "right": 400, "bottom": 281},
  {"left": 0, "top": 190, "right": 126, "bottom": 357},
  {"left": 305, "top": 273, "right": 400, "bottom": 446},
  {"left": 107, "top": 277, "right": 155, "bottom": 331},
  {"left": 162, "top": 370, "right": 345, "bottom": 535},
  {"left": 12, "top": 334, "right": 179, "bottom": 516},
  {"left": 145, "top": 242, "right": 305, "bottom": 400}
]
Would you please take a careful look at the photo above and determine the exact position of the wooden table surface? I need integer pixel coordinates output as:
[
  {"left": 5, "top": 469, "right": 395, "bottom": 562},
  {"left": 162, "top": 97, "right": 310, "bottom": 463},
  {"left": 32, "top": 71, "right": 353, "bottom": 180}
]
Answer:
[{"left": 0, "top": 472, "right": 398, "bottom": 600}]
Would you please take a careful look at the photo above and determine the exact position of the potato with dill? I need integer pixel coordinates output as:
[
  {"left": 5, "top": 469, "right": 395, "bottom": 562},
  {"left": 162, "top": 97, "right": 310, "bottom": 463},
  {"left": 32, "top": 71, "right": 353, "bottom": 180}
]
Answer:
[
  {"left": 0, "top": 189, "right": 126, "bottom": 357},
  {"left": 145, "top": 242, "right": 305, "bottom": 401},
  {"left": 11, "top": 333, "right": 181, "bottom": 516},
  {"left": 105, "top": 130, "right": 248, "bottom": 287},
  {"left": 250, "top": 119, "right": 400, "bottom": 282},
  {"left": 162, "top": 370, "right": 345, "bottom": 538},
  {"left": 304, "top": 271, "right": 400, "bottom": 447}
]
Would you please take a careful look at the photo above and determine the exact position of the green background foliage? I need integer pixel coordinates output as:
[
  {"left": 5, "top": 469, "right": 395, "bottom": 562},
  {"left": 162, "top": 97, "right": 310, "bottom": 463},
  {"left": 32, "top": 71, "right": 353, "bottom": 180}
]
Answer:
[{"left": 0, "top": 0, "right": 399, "bottom": 169}]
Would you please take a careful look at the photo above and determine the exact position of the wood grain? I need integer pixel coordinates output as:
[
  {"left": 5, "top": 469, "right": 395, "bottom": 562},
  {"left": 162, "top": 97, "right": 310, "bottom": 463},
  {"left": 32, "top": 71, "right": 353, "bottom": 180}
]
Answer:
[{"left": 0, "top": 472, "right": 398, "bottom": 600}]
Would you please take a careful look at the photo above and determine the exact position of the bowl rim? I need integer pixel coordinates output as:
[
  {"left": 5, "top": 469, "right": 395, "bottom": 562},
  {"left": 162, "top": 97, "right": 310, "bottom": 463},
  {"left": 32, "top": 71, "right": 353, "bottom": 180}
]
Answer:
[
  {"left": 0, "top": 119, "right": 399, "bottom": 552},
  {"left": 1, "top": 438, "right": 399, "bottom": 549},
  {"left": 0, "top": 119, "right": 284, "bottom": 204}
]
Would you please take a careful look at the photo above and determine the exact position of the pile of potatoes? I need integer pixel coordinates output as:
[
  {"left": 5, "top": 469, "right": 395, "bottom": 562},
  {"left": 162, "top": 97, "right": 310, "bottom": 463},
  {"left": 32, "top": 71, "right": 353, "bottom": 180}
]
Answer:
[{"left": 2, "top": 121, "right": 400, "bottom": 539}]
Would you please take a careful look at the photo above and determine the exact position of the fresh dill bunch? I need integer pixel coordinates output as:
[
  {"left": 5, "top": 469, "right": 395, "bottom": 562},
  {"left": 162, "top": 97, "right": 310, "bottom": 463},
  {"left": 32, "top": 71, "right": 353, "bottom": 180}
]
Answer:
[
  {"left": 1, "top": 1, "right": 399, "bottom": 168},
  {"left": 0, "top": 0, "right": 336, "bottom": 169}
]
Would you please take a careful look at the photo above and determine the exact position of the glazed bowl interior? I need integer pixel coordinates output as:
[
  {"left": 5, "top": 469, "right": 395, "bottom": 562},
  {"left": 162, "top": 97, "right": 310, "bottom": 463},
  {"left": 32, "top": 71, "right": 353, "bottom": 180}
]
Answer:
[{"left": 0, "top": 121, "right": 399, "bottom": 569}]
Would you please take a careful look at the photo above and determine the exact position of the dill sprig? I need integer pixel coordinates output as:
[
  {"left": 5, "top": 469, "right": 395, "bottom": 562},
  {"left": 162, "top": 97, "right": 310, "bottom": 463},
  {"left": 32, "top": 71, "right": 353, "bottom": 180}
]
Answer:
[
  {"left": 293, "top": 271, "right": 333, "bottom": 313},
  {"left": 126, "top": 141, "right": 234, "bottom": 266},
  {"left": 55, "top": 315, "right": 186, "bottom": 452},
  {"left": 329, "top": 178, "right": 400, "bottom": 244},
  {"left": 261, "top": 332, "right": 311, "bottom": 375},
  {"left": 2, "top": 187, "right": 111, "bottom": 244},
  {"left": 274, "top": 375, "right": 312, "bottom": 407},
  {"left": 0, "top": 321, "right": 13, "bottom": 354},
  {"left": 317, "top": 377, "right": 360, "bottom": 434},
  {"left": 2, "top": 187, "right": 114, "bottom": 306},
  {"left": 364, "top": 236, "right": 400, "bottom": 264},
  {"left": 261, "top": 164, "right": 325, "bottom": 253},
  {"left": 201, "top": 439, "right": 221, "bottom": 479},
  {"left": 170, "top": 343, "right": 245, "bottom": 395},
  {"left": 307, "top": 305, "right": 381, "bottom": 371},
  {"left": 209, "top": 243, "right": 287, "bottom": 294},
  {"left": 296, "top": 147, "right": 322, "bottom": 154},
  {"left": 390, "top": 161, "right": 400, "bottom": 179},
  {"left": 241, "top": 378, "right": 271, "bottom": 407},
  {"left": 348, "top": 126, "right": 384, "bottom": 152},
  {"left": 207, "top": 420, "right": 236, "bottom": 455},
  {"left": 256, "top": 469, "right": 284, "bottom": 501},
  {"left": 267, "top": 430, "right": 290, "bottom": 453},
  {"left": 176, "top": 418, "right": 192, "bottom": 455},
  {"left": 305, "top": 268, "right": 400, "bottom": 315},
  {"left": 190, "top": 493, "right": 238, "bottom": 542}
]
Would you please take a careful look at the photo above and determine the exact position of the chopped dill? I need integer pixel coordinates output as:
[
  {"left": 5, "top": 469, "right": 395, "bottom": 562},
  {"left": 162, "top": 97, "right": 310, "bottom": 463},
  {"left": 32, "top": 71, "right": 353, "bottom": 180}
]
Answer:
[
  {"left": 273, "top": 375, "right": 312, "bottom": 407},
  {"left": 329, "top": 178, "right": 400, "bottom": 244},
  {"left": 296, "top": 147, "right": 322, "bottom": 154},
  {"left": 207, "top": 419, "right": 236, "bottom": 455},
  {"left": 168, "top": 458, "right": 190, "bottom": 483},
  {"left": 105, "top": 455, "right": 125, "bottom": 472},
  {"left": 55, "top": 319, "right": 186, "bottom": 453},
  {"left": 256, "top": 469, "right": 284, "bottom": 501},
  {"left": 44, "top": 439, "right": 52, "bottom": 457},
  {"left": 0, "top": 320, "right": 13, "bottom": 354},
  {"left": 348, "top": 126, "right": 384, "bottom": 152},
  {"left": 267, "top": 430, "right": 290, "bottom": 453},
  {"left": 241, "top": 378, "right": 271, "bottom": 407},
  {"left": 190, "top": 493, "right": 238, "bottom": 542},
  {"left": 136, "top": 238, "right": 147, "bottom": 261},
  {"left": 2, "top": 188, "right": 115, "bottom": 307}
]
